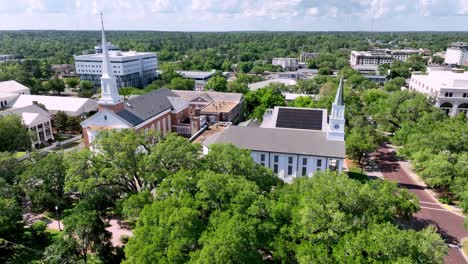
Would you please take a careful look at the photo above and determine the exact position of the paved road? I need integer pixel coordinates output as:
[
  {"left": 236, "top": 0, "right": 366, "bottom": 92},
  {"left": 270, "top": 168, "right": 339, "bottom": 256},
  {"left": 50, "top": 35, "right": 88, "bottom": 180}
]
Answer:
[{"left": 372, "top": 146, "right": 468, "bottom": 264}]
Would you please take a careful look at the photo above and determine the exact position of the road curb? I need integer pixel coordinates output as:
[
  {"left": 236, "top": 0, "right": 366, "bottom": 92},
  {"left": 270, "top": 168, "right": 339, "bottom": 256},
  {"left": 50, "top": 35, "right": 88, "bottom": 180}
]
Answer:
[{"left": 460, "top": 237, "right": 468, "bottom": 264}]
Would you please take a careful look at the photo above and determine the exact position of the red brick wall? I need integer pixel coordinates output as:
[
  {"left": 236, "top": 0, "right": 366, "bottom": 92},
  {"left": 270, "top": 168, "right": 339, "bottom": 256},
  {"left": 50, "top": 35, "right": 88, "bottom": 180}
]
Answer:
[
  {"left": 136, "top": 112, "right": 172, "bottom": 136},
  {"left": 98, "top": 102, "right": 125, "bottom": 112}
]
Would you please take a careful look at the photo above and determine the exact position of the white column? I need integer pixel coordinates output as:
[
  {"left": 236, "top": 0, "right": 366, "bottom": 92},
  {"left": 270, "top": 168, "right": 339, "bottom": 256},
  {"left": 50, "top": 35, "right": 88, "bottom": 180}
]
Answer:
[{"left": 36, "top": 125, "right": 41, "bottom": 144}]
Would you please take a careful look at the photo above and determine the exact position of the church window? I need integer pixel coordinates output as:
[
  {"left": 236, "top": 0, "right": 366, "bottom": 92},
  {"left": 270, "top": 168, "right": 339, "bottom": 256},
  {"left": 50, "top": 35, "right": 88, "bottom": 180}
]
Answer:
[
  {"left": 104, "top": 115, "right": 107, "bottom": 120},
  {"left": 273, "top": 164, "right": 278, "bottom": 174},
  {"left": 287, "top": 156, "right": 293, "bottom": 176},
  {"left": 317, "top": 159, "right": 322, "bottom": 167},
  {"left": 260, "top": 154, "right": 265, "bottom": 166}
]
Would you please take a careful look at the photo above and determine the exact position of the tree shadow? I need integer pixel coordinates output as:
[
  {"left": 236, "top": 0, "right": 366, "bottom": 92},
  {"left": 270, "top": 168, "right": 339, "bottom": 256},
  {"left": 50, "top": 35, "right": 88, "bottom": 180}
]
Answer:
[{"left": 399, "top": 217, "right": 459, "bottom": 245}]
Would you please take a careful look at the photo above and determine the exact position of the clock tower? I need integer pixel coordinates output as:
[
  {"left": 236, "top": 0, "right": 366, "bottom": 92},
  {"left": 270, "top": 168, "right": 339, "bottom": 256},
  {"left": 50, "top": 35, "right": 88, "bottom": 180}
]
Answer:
[{"left": 327, "top": 78, "right": 345, "bottom": 141}]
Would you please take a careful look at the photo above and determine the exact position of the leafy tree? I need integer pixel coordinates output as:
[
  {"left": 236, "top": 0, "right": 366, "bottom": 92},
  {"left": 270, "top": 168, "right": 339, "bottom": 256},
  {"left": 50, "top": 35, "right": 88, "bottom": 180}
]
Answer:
[
  {"left": 205, "top": 75, "right": 227, "bottom": 92},
  {"left": 65, "top": 77, "right": 79, "bottom": 89},
  {"left": 318, "top": 67, "right": 332, "bottom": 75},
  {"left": 346, "top": 121, "right": 380, "bottom": 167},
  {"left": 54, "top": 111, "right": 68, "bottom": 133},
  {"left": 0, "top": 114, "right": 31, "bottom": 152},
  {"left": 431, "top": 55, "right": 445, "bottom": 64},
  {"left": 244, "top": 87, "right": 286, "bottom": 121},
  {"left": 383, "top": 76, "right": 406, "bottom": 92},
  {"left": 119, "top": 87, "right": 145, "bottom": 99},
  {"left": 237, "top": 62, "right": 253, "bottom": 73},
  {"left": 21, "top": 152, "right": 66, "bottom": 211},
  {"left": 45, "top": 77, "right": 65, "bottom": 94},
  {"left": 167, "top": 77, "right": 195, "bottom": 90},
  {"left": 79, "top": 80, "right": 94, "bottom": 90}
]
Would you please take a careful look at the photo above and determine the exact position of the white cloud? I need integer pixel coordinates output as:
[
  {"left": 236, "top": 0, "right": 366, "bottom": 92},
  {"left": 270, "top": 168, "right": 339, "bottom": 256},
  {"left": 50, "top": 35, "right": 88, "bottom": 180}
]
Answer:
[{"left": 307, "top": 7, "right": 319, "bottom": 16}]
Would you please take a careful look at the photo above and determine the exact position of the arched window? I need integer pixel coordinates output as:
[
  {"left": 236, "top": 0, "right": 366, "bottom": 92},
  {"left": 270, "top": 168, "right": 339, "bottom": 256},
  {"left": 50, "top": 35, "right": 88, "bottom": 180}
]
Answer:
[
  {"left": 440, "top": 102, "right": 453, "bottom": 115},
  {"left": 458, "top": 103, "right": 468, "bottom": 115}
]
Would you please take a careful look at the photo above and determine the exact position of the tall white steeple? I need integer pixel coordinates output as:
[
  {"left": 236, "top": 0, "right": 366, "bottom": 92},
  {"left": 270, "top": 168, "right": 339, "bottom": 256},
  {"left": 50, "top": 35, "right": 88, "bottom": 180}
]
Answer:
[
  {"left": 98, "top": 12, "right": 123, "bottom": 106},
  {"left": 327, "top": 78, "right": 345, "bottom": 141}
]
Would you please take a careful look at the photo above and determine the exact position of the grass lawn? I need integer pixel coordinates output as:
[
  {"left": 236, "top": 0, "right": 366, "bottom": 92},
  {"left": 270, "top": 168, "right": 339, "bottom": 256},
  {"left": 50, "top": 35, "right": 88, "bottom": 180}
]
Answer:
[
  {"left": 13, "top": 151, "right": 27, "bottom": 159},
  {"left": 348, "top": 167, "right": 369, "bottom": 183},
  {"left": 463, "top": 240, "right": 468, "bottom": 257}
]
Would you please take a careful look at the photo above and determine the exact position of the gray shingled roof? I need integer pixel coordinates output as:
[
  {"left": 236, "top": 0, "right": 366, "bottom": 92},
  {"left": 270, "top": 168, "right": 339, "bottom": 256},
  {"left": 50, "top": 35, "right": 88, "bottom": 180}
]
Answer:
[
  {"left": 117, "top": 88, "right": 176, "bottom": 125},
  {"left": 203, "top": 126, "right": 345, "bottom": 158}
]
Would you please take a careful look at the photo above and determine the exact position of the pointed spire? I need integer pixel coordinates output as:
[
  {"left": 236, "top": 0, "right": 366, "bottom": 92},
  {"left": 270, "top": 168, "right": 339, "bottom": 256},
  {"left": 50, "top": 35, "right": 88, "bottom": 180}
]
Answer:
[
  {"left": 334, "top": 77, "right": 344, "bottom": 106},
  {"left": 98, "top": 12, "right": 122, "bottom": 106},
  {"left": 100, "top": 12, "right": 112, "bottom": 79}
]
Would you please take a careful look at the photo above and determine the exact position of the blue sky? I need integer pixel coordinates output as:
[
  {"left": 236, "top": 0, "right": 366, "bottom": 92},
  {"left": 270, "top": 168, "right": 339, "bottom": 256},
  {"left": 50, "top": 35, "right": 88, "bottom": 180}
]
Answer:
[{"left": 0, "top": 0, "right": 468, "bottom": 31}]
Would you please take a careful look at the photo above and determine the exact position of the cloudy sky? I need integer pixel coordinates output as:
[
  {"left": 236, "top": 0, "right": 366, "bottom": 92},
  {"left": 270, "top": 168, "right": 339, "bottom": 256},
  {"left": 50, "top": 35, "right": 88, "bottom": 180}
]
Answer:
[{"left": 0, "top": 0, "right": 467, "bottom": 31}]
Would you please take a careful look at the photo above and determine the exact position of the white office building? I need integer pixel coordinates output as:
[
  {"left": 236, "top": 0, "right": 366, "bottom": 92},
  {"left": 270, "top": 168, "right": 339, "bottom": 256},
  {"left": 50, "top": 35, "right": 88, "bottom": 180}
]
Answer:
[
  {"left": 74, "top": 50, "right": 158, "bottom": 88},
  {"left": 272, "top": 58, "right": 299, "bottom": 71},
  {"left": 444, "top": 42, "right": 468, "bottom": 66},
  {"left": 299, "top": 52, "right": 319, "bottom": 63},
  {"left": 409, "top": 67, "right": 468, "bottom": 116},
  {"left": 203, "top": 79, "right": 346, "bottom": 183},
  {"left": 350, "top": 49, "right": 422, "bottom": 72}
]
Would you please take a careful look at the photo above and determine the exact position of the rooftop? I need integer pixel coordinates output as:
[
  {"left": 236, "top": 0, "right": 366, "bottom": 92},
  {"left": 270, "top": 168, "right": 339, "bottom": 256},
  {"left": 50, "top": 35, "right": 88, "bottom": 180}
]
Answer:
[
  {"left": 172, "top": 90, "right": 243, "bottom": 103},
  {"left": 203, "top": 126, "right": 345, "bottom": 158},
  {"left": 0, "top": 80, "right": 31, "bottom": 94},
  {"left": 176, "top": 70, "right": 216, "bottom": 79},
  {"left": 411, "top": 68, "right": 468, "bottom": 89},
  {"left": 261, "top": 106, "right": 328, "bottom": 131},
  {"left": 74, "top": 50, "right": 156, "bottom": 61},
  {"left": 201, "top": 102, "right": 238, "bottom": 114},
  {"left": 11, "top": 95, "right": 98, "bottom": 116},
  {"left": 0, "top": 104, "right": 50, "bottom": 127},
  {"left": 248, "top": 78, "right": 297, "bottom": 91}
]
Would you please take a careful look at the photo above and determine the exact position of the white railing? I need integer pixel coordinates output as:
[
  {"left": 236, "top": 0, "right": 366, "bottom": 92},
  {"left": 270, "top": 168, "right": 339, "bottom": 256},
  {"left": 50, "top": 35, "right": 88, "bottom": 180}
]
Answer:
[{"left": 173, "top": 124, "right": 191, "bottom": 135}]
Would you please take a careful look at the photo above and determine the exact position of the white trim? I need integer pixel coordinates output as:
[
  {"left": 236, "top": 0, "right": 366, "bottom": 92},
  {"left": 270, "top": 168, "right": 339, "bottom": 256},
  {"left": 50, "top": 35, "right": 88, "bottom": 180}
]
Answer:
[
  {"left": 81, "top": 108, "right": 132, "bottom": 127},
  {"left": 134, "top": 109, "right": 171, "bottom": 129}
]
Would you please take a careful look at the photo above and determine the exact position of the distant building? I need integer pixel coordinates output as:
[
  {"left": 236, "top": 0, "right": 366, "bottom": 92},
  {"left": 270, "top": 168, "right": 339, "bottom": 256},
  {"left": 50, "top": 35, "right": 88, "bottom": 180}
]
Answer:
[
  {"left": 363, "top": 74, "right": 387, "bottom": 84},
  {"left": 299, "top": 52, "right": 319, "bottom": 63},
  {"left": 94, "top": 42, "right": 121, "bottom": 54},
  {"left": 409, "top": 67, "right": 468, "bottom": 116},
  {"left": 0, "top": 104, "right": 53, "bottom": 148},
  {"left": 202, "top": 79, "right": 346, "bottom": 183},
  {"left": 176, "top": 70, "right": 216, "bottom": 91},
  {"left": 444, "top": 42, "right": 468, "bottom": 66},
  {"left": 0, "top": 54, "right": 16, "bottom": 63},
  {"left": 272, "top": 58, "right": 299, "bottom": 71},
  {"left": 51, "top": 64, "right": 75, "bottom": 78},
  {"left": 248, "top": 79, "right": 297, "bottom": 91},
  {"left": 74, "top": 45, "right": 157, "bottom": 88},
  {"left": 350, "top": 49, "right": 422, "bottom": 73}
]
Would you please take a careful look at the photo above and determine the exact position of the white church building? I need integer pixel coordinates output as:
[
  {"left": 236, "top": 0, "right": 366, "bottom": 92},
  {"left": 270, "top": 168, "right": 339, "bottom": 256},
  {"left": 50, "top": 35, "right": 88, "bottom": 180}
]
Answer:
[{"left": 202, "top": 79, "right": 346, "bottom": 183}]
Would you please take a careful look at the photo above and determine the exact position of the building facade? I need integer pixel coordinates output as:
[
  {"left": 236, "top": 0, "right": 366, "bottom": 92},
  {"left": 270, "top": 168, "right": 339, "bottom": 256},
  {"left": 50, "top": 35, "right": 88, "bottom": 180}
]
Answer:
[
  {"left": 0, "top": 54, "right": 16, "bottom": 63},
  {"left": 74, "top": 49, "right": 157, "bottom": 89},
  {"left": 350, "top": 49, "right": 421, "bottom": 73},
  {"left": 272, "top": 58, "right": 299, "bottom": 71},
  {"left": 203, "top": 79, "right": 346, "bottom": 183},
  {"left": 299, "top": 52, "right": 319, "bottom": 63},
  {"left": 444, "top": 42, "right": 468, "bottom": 66},
  {"left": 176, "top": 70, "right": 216, "bottom": 91},
  {"left": 0, "top": 104, "right": 54, "bottom": 148},
  {"left": 409, "top": 67, "right": 468, "bottom": 116}
]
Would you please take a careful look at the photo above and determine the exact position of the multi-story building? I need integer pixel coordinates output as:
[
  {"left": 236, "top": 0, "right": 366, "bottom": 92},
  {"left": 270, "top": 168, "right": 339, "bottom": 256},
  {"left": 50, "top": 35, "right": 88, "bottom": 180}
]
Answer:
[
  {"left": 74, "top": 48, "right": 157, "bottom": 89},
  {"left": 350, "top": 49, "right": 422, "bottom": 73},
  {"left": 202, "top": 79, "right": 346, "bottom": 183},
  {"left": 94, "top": 42, "right": 120, "bottom": 54},
  {"left": 444, "top": 42, "right": 468, "bottom": 66},
  {"left": 176, "top": 70, "right": 216, "bottom": 91},
  {"left": 272, "top": 58, "right": 299, "bottom": 71},
  {"left": 409, "top": 67, "right": 468, "bottom": 116},
  {"left": 0, "top": 104, "right": 54, "bottom": 148},
  {"left": 299, "top": 52, "right": 319, "bottom": 63}
]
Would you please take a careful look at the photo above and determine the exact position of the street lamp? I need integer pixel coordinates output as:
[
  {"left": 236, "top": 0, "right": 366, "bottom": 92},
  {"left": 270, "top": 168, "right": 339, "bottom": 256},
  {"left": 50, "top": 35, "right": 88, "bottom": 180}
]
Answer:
[
  {"left": 361, "top": 153, "right": 367, "bottom": 175},
  {"left": 55, "top": 206, "right": 62, "bottom": 231}
]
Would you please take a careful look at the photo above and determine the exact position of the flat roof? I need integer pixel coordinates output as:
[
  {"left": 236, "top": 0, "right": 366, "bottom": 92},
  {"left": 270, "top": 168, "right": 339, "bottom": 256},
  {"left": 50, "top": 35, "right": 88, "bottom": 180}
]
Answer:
[
  {"left": 74, "top": 51, "right": 156, "bottom": 62},
  {"left": 201, "top": 102, "right": 238, "bottom": 114},
  {"left": 411, "top": 69, "right": 468, "bottom": 89},
  {"left": 248, "top": 78, "right": 297, "bottom": 91},
  {"left": 203, "top": 126, "right": 345, "bottom": 158},
  {"left": 176, "top": 70, "right": 216, "bottom": 79}
]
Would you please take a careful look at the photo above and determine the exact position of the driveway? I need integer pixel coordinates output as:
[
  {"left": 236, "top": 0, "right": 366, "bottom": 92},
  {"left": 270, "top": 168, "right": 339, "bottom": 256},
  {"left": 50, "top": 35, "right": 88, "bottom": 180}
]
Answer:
[{"left": 371, "top": 146, "right": 468, "bottom": 264}]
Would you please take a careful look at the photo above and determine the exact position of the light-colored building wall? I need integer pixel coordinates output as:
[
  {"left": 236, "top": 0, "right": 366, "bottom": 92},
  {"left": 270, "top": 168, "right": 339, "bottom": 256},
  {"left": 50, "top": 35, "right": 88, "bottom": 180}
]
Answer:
[
  {"left": 444, "top": 42, "right": 468, "bottom": 66},
  {"left": 272, "top": 58, "right": 299, "bottom": 71},
  {"left": 74, "top": 51, "right": 158, "bottom": 88},
  {"left": 250, "top": 151, "right": 342, "bottom": 183},
  {"left": 409, "top": 68, "right": 468, "bottom": 116}
]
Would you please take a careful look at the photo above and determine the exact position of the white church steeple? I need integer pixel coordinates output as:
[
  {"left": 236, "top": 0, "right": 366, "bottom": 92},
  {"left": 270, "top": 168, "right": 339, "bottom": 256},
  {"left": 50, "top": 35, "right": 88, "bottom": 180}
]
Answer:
[
  {"left": 98, "top": 12, "right": 123, "bottom": 107},
  {"left": 327, "top": 78, "right": 345, "bottom": 141}
]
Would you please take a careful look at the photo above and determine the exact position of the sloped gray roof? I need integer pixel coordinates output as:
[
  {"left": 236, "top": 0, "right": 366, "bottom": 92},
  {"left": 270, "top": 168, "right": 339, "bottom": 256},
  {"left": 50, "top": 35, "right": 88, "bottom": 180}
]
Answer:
[
  {"left": 203, "top": 126, "right": 345, "bottom": 158},
  {"left": 117, "top": 88, "right": 176, "bottom": 125},
  {"left": 172, "top": 90, "right": 243, "bottom": 103}
]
